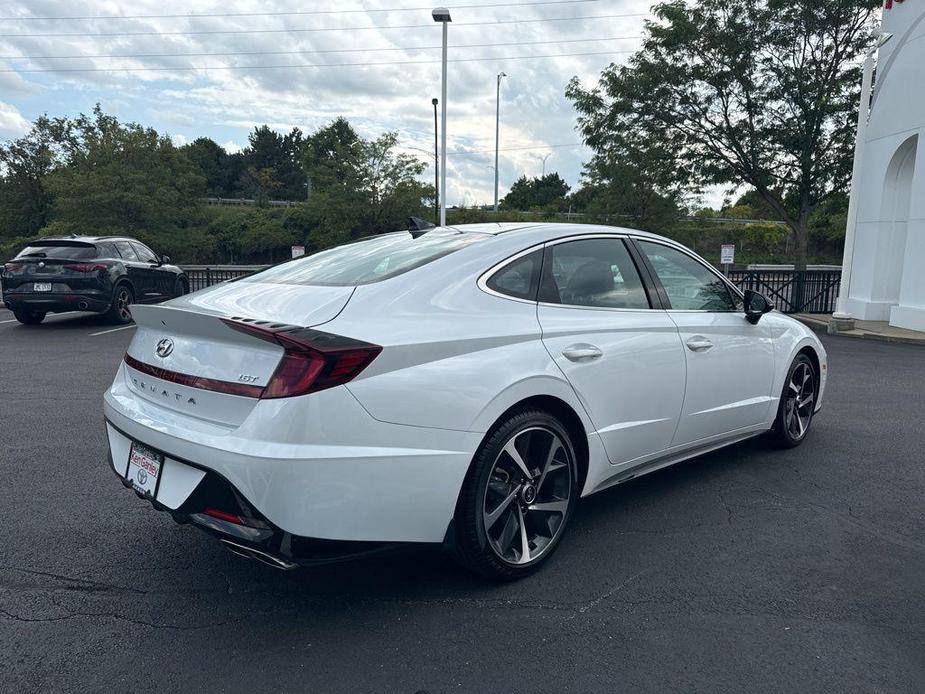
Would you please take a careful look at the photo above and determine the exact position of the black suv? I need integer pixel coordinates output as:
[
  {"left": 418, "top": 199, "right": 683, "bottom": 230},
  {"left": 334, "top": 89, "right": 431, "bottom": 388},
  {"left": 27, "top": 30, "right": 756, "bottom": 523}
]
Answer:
[{"left": 1, "top": 236, "right": 188, "bottom": 325}]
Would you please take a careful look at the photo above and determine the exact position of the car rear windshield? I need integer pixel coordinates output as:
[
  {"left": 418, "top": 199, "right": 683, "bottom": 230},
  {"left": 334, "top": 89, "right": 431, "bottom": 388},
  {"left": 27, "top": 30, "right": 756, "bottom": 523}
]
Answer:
[
  {"left": 15, "top": 243, "right": 98, "bottom": 260},
  {"left": 242, "top": 231, "right": 485, "bottom": 286}
]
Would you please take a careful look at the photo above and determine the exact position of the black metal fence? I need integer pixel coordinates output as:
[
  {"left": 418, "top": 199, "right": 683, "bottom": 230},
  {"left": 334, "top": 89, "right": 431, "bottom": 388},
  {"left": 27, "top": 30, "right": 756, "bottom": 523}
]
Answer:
[
  {"left": 182, "top": 265, "right": 269, "bottom": 292},
  {"left": 728, "top": 270, "right": 841, "bottom": 314},
  {"left": 182, "top": 265, "right": 842, "bottom": 315}
]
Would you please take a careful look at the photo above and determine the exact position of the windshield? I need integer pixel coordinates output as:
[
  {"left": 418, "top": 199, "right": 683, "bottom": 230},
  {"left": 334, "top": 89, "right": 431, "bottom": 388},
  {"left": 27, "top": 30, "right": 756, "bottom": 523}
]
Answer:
[
  {"left": 242, "top": 231, "right": 485, "bottom": 286},
  {"left": 16, "top": 244, "right": 98, "bottom": 260}
]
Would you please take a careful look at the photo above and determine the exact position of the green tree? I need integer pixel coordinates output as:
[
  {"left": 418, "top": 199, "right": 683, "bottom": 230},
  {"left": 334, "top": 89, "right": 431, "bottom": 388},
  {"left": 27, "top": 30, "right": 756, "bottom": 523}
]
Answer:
[
  {"left": 182, "top": 137, "right": 232, "bottom": 197},
  {"left": 40, "top": 106, "right": 206, "bottom": 239},
  {"left": 302, "top": 119, "right": 430, "bottom": 246},
  {"left": 501, "top": 173, "right": 570, "bottom": 210},
  {"left": 567, "top": 0, "right": 879, "bottom": 269},
  {"left": 240, "top": 125, "right": 306, "bottom": 201}
]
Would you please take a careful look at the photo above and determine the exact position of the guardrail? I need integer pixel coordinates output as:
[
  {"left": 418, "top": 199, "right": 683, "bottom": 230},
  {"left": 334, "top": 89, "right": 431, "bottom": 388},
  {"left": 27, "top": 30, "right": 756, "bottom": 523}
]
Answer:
[
  {"left": 182, "top": 265, "right": 269, "bottom": 291},
  {"left": 728, "top": 269, "right": 841, "bottom": 314},
  {"left": 182, "top": 264, "right": 842, "bottom": 315}
]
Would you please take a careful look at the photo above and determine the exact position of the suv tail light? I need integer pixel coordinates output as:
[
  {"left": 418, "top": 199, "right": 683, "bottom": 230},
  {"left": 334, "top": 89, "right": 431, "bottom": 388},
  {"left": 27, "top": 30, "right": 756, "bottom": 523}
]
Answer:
[
  {"left": 221, "top": 318, "right": 382, "bottom": 399},
  {"left": 3, "top": 262, "right": 23, "bottom": 273},
  {"left": 64, "top": 263, "right": 108, "bottom": 273}
]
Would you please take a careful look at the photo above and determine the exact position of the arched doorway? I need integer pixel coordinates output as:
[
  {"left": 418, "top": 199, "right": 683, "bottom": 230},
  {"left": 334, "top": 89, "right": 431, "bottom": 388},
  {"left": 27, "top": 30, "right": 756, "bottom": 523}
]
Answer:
[{"left": 872, "top": 135, "right": 917, "bottom": 309}]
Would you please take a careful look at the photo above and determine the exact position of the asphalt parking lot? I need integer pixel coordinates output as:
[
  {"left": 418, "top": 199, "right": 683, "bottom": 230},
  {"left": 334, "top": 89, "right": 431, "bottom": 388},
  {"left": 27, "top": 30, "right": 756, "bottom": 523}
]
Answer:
[{"left": 1, "top": 306, "right": 923, "bottom": 693}]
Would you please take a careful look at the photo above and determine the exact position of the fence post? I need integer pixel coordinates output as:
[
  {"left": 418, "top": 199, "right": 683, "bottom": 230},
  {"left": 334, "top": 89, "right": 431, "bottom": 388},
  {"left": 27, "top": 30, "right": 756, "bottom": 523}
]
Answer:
[
  {"left": 205, "top": 268, "right": 212, "bottom": 290},
  {"left": 793, "top": 271, "right": 805, "bottom": 313}
]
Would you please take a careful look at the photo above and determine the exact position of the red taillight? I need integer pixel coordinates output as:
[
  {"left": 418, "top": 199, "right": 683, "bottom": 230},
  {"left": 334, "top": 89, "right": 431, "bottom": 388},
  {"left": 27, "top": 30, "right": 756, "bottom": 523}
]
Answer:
[
  {"left": 221, "top": 318, "right": 382, "bottom": 399},
  {"left": 64, "top": 263, "right": 108, "bottom": 273},
  {"left": 3, "top": 262, "right": 23, "bottom": 273},
  {"left": 124, "top": 353, "right": 264, "bottom": 398}
]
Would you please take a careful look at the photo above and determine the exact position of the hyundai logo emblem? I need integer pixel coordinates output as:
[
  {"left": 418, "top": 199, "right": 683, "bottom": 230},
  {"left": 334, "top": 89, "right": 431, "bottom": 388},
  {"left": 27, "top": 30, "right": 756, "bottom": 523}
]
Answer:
[{"left": 155, "top": 338, "right": 174, "bottom": 358}]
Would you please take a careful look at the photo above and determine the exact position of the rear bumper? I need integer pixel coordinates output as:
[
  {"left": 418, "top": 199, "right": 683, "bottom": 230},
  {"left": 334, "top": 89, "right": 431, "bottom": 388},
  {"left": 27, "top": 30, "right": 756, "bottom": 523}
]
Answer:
[
  {"left": 103, "top": 366, "right": 481, "bottom": 544},
  {"left": 3, "top": 289, "right": 110, "bottom": 313},
  {"left": 105, "top": 435, "right": 401, "bottom": 567}
]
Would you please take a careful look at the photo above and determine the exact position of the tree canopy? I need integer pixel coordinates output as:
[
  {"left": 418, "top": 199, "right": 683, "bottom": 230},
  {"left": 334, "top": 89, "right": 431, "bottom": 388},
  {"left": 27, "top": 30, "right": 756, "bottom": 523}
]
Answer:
[
  {"left": 501, "top": 173, "right": 570, "bottom": 211},
  {"left": 567, "top": 0, "right": 880, "bottom": 268}
]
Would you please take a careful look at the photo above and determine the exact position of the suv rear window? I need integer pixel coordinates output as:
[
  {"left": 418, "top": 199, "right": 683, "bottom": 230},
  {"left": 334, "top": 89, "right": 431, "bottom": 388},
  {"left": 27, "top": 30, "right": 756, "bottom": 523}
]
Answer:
[
  {"left": 16, "top": 244, "right": 98, "bottom": 260},
  {"left": 243, "top": 231, "right": 485, "bottom": 286}
]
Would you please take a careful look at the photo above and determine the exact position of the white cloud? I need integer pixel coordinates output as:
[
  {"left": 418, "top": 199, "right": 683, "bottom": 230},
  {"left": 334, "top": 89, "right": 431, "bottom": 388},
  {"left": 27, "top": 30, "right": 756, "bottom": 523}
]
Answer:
[
  {"left": 170, "top": 133, "right": 189, "bottom": 147},
  {"left": 0, "top": 0, "right": 652, "bottom": 201},
  {"left": 222, "top": 140, "right": 243, "bottom": 154},
  {"left": 0, "top": 101, "right": 30, "bottom": 138}
]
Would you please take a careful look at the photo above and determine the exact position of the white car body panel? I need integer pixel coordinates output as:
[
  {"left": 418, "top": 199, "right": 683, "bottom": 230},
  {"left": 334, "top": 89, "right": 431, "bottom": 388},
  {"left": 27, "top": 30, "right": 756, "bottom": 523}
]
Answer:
[{"left": 102, "top": 223, "right": 828, "bottom": 548}]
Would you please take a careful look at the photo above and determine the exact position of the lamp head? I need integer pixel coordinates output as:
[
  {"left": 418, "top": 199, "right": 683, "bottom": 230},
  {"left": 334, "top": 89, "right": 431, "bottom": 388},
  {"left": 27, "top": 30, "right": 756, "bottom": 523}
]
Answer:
[
  {"left": 432, "top": 7, "right": 451, "bottom": 22},
  {"left": 432, "top": 97, "right": 438, "bottom": 106}
]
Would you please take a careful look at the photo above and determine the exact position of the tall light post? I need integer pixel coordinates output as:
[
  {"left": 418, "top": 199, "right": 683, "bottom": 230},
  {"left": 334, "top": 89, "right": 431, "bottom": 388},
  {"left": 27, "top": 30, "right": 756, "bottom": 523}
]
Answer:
[
  {"left": 541, "top": 152, "right": 552, "bottom": 177},
  {"left": 433, "top": 8, "right": 451, "bottom": 226},
  {"left": 831, "top": 31, "right": 893, "bottom": 332},
  {"left": 493, "top": 71, "right": 507, "bottom": 212},
  {"left": 432, "top": 97, "right": 439, "bottom": 225}
]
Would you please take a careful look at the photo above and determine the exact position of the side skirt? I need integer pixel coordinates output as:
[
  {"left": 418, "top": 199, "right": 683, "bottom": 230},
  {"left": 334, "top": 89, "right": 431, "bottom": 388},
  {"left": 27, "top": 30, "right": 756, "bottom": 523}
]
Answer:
[{"left": 585, "top": 429, "right": 766, "bottom": 496}]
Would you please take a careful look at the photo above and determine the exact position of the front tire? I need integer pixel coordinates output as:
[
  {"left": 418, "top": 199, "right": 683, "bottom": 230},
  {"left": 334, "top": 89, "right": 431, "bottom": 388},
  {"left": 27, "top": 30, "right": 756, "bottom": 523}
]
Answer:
[
  {"left": 770, "top": 354, "right": 817, "bottom": 448},
  {"left": 106, "top": 284, "right": 134, "bottom": 324},
  {"left": 14, "top": 310, "right": 46, "bottom": 325},
  {"left": 452, "top": 409, "right": 578, "bottom": 581}
]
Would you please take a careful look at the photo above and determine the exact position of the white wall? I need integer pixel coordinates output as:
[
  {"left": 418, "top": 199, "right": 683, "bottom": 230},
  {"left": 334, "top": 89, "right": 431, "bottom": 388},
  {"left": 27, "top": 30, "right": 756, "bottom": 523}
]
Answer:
[{"left": 847, "top": 2, "right": 925, "bottom": 330}]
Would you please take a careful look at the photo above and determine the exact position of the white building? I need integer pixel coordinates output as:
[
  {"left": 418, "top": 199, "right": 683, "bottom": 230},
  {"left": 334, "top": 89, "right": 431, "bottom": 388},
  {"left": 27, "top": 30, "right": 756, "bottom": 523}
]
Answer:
[{"left": 846, "top": 0, "right": 925, "bottom": 330}]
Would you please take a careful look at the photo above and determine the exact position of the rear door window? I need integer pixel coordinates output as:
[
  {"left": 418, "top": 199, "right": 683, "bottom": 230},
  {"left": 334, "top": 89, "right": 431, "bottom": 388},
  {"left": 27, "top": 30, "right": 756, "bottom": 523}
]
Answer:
[
  {"left": 539, "top": 238, "right": 651, "bottom": 309},
  {"left": 16, "top": 244, "right": 98, "bottom": 260},
  {"left": 244, "top": 231, "right": 485, "bottom": 286}
]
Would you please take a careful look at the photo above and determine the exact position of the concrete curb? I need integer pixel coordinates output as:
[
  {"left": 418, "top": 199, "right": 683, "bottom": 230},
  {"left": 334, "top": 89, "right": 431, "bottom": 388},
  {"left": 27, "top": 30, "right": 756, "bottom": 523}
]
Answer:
[{"left": 793, "top": 314, "right": 925, "bottom": 346}]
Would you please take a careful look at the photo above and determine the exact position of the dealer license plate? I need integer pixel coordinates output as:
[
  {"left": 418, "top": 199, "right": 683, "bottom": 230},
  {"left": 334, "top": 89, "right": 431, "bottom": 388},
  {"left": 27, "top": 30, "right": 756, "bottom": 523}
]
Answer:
[
  {"left": 126, "top": 442, "right": 162, "bottom": 496},
  {"left": 33, "top": 282, "right": 52, "bottom": 292}
]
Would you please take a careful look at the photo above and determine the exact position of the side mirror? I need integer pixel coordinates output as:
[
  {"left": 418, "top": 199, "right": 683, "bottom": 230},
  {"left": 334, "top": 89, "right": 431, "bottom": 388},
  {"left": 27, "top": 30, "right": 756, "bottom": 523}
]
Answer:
[
  {"left": 744, "top": 289, "right": 773, "bottom": 324},
  {"left": 160, "top": 255, "right": 171, "bottom": 265}
]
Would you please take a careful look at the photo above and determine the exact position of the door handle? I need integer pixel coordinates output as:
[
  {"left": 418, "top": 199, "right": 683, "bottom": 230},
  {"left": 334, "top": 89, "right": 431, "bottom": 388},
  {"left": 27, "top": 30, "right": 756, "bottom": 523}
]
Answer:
[
  {"left": 562, "top": 344, "right": 603, "bottom": 362},
  {"left": 685, "top": 337, "right": 713, "bottom": 352}
]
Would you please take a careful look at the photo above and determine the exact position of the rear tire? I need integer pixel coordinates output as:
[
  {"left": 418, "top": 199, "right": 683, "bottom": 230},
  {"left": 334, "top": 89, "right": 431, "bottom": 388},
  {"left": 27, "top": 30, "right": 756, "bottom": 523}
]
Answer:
[
  {"left": 770, "top": 354, "right": 817, "bottom": 448},
  {"left": 14, "top": 310, "right": 46, "bottom": 325},
  {"left": 452, "top": 409, "right": 578, "bottom": 581},
  {"left": 106, "top": 284, "right": 134, "bottom": 324}
]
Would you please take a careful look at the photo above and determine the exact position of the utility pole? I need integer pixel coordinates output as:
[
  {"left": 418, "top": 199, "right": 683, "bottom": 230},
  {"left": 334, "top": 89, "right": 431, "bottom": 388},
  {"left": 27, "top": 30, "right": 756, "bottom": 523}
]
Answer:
[
  {"left": 432, "top": 97, "right": 439, "bottom": 225},
  {"left": 493, "top": 71, "right": 507, "bottom": 212}
]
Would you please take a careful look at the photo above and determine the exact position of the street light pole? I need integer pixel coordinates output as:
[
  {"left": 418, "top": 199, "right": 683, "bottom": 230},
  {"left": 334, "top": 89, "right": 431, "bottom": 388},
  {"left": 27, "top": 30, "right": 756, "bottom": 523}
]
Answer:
[
  {"left": 432, "top": 97, "right": 439, "bottom": 225},
  {"left": 541, "top": 152, "right": 552, "bottom": 177},
  {"left": 493, "top": 71, "right": 506, "bottom": 212},
  {"left": 831, "top": 32, "right": 892, "bottom": 331},
  {"left": 433, "top": 8, "right": 451, "bottom": 226}
]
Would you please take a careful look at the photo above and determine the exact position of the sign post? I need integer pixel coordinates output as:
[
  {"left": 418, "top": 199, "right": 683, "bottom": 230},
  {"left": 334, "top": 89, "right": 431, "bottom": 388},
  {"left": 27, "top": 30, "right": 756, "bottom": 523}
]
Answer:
[
  {"left": 720, "top": 244, "right": 735, "bottom": 275},
  {"left": 291, "top": 245, "right": 305, "bottom": 259}
]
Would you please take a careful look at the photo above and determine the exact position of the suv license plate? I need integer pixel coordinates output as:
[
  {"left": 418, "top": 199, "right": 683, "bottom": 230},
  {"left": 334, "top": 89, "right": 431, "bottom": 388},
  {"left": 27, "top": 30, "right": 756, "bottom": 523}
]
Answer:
[
  {"left": 127, "top": 442, "right": 162, "bottom": 496},
  {"left": 33, "top": 282, "right": 52, "bottom": 292}
]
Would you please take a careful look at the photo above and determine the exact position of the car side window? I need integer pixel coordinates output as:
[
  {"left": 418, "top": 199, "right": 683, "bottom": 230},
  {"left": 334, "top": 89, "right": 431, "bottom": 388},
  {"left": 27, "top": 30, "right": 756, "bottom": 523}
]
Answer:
[
  {"left": 637, "top": 241, "right": 736, "bottom": 311},
  {"left": 114, "top": 241, "right": 138, "bottom": 261},
  {"left": 539, "top": 238, "right": 650, "bottom": 309},
  {"left": 485, "top": 249, "right": 542, "bottom": 301},
  {"left": 96, "top": 243, "right": 118, "bottom": 259},
  {"left": 131, "top": 242, "right": 158, "bottom": 263}
]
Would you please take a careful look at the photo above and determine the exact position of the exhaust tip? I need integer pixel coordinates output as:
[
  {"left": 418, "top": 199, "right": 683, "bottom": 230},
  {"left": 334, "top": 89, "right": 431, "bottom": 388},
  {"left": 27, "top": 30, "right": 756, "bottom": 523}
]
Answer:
[{"left": 219, "top": 538, "right": 298, "bottom": 570}]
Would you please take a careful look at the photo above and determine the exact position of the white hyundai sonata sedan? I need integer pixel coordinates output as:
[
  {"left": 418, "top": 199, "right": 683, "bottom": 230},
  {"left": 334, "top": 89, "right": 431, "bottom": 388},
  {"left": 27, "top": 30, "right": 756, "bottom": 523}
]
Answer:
[{"left": 103, "top": 223, "right": 827, "bottom": 579}]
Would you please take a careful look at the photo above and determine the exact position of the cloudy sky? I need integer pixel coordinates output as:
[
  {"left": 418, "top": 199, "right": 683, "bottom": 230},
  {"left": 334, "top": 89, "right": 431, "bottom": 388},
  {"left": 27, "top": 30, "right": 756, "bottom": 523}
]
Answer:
[{"left": 0, "top": 0, "right": 669, "bottom": 206}]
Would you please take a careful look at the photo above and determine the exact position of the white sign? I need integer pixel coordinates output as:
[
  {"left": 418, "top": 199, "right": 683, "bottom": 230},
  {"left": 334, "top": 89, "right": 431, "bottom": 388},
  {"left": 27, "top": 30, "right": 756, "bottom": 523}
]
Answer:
[
  {"left": 720, "top": 244, "right": 735, "bottom": 265},
  {"left": 291, "top": 245, "right": 305, "bottom": 258}
]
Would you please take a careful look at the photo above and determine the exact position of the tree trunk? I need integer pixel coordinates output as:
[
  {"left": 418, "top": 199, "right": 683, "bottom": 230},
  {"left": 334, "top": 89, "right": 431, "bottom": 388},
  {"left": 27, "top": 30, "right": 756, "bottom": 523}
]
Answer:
[{"left": 791, "top": 209, "right": 810, "bottom": 271}]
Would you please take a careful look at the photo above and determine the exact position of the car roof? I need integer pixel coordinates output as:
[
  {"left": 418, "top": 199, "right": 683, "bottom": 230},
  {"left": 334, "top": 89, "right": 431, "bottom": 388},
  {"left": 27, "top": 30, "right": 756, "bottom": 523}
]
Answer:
[
  {"left": 29, "top": 235, "right": 135, "bottom": 244},
  {"left": 443, "top": 222, "right": 674, "bottom": 244}
]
